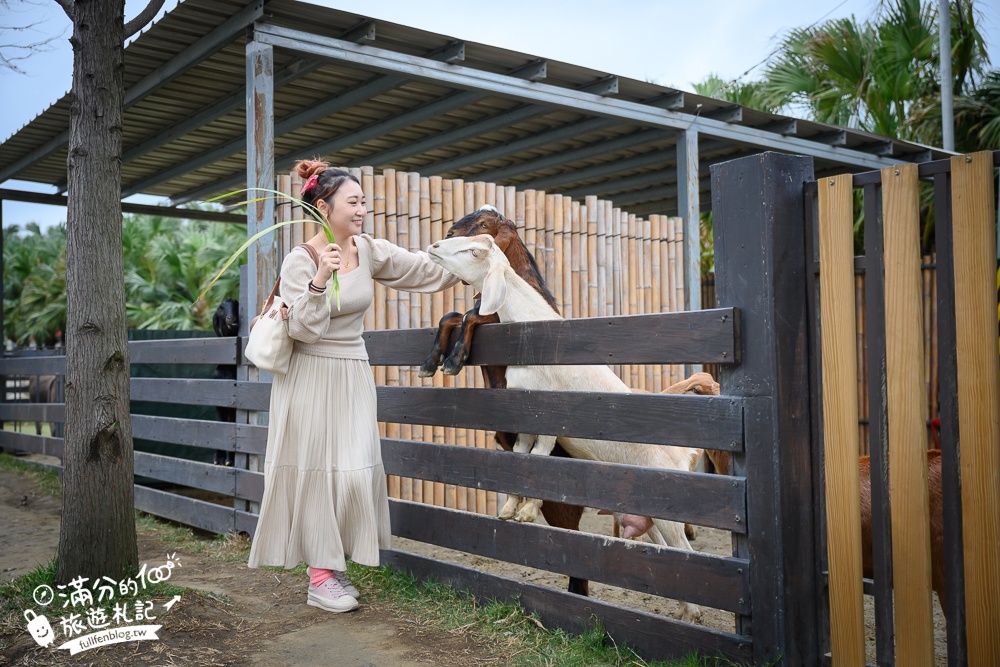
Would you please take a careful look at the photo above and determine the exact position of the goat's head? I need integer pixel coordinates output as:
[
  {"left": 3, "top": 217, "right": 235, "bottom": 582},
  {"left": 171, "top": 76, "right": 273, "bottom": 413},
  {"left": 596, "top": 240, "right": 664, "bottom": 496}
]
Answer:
[
  {"left": 428, "top": 235, "right": 510, "bottom": 315},
  {"left": 445, "top": 205, "right": 518, "bottom": 252},
  {"left": 213, "top": 298, "right": 240, "bottom": 337}
]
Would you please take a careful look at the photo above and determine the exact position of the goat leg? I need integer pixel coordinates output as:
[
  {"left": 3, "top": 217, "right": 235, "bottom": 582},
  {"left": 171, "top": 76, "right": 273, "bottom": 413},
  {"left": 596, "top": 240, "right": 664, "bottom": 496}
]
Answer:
[
  {"left": 418, "top": 311, "right": 463, "bottom": 378},
  {"left": 442, "top": 306, "right": 499, "bottom": 375},
  {"left": 645, "top": 520, "right": 703, "bottom": 623}
]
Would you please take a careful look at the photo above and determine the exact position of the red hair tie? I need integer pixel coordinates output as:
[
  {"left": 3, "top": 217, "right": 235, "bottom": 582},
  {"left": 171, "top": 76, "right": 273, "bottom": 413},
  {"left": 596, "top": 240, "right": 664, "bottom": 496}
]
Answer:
[{"left": 300, "top": 174, "right": 320, "bottom": 196}]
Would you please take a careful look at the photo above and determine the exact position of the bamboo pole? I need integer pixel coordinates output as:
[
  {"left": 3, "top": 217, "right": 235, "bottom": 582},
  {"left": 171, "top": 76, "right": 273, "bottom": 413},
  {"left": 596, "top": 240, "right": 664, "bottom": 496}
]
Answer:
[
  {"left": 818, "top": 173, "right": 866, "bottom": 666},
  {"left": 587, "top": 197, "right": 599, "bottom": 319},
  {"left": 596, "top": 198, "right": 607, "bottom": 318},
  {"left": 572, "top": 202, "right": 584, "bottom": 319},
  {"left": 384, "top": 170, "right": 401, "bottom": 501},
  {"left": 562, "top": 199, "right": 574, "bottom": 319},
  {"left": 627, "top": 213, "right": 639, "bottom": 388},
  {"left": 545, "top": 194, "right": 556, "bottom": 286},
  {"left": 524, "top": 190, "right": 537, "bottom": 259},
  {"left": 429, "top": 175, "right": 446, "bottom": 507},
  {"left": 650, "top": 215, "right": 663, "bottom": 392},
  {"left": 395, "top": 171, "right": 414, "bottom": 502},
  {"left": 642, "top": 217, "right": 654, "bottom": 391},
  {"left": 951, "top": 151, "right": 1000, "bottom": 666},
  {"left": 613, "top": 208, "right": 624, "bottom": 318},
  {"left": 441, "top": 177, "right": 457, "bottom": 509},
  {"left": 553, "top": 195, "right": 565, "bottom": 313}
]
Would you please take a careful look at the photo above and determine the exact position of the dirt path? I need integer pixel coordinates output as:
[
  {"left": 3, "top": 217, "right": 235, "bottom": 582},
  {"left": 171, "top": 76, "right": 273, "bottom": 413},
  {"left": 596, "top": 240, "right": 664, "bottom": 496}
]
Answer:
[
  {"left": 1, "top": 463, "right": 948, "bottom": 665},
  {"left": 0, "top": 468, "right": 493, "bottom": 667}
]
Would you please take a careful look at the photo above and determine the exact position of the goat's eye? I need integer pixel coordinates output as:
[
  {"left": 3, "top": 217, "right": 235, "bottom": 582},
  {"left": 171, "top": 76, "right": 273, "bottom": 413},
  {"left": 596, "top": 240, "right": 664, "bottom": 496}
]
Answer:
[
  {"left": 446, "top": 231, "right": 454, "bottom": 238},
  {"left": 471, "top": 249, "right": 480, "bottom": 257},
  {"left": 480, "top": 222, "right": 488, "bottom": 228}
]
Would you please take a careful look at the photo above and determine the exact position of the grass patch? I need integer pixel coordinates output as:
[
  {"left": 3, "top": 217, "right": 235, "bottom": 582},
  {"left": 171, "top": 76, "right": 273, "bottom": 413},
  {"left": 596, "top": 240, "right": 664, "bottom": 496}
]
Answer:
[
  {"left": 348, "top": 563, "right": 742, "bottom": 667},
  {"left": 133, "top": 510, "right": 250, "bottom": 563},
  {"left": 0, "top": 452, "right": 61, "bottom": 496}
]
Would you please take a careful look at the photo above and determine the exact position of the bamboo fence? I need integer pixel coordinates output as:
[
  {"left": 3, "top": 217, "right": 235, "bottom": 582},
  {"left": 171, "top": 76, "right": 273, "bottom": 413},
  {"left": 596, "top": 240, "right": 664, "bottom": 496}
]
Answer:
[{"left": 274, "top": 167, "right": 688, "bottom": 515}]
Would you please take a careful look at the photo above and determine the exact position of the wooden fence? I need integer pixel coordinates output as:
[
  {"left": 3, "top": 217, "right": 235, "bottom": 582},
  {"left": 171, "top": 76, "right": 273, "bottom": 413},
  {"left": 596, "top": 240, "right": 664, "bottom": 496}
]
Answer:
[
  {"left": 4, "top": 151, "right": 995, "bottom": 664},
  {"left": 273, "top": 167, "right": 690, "bottom": 516},
  {"left": 814, "top": 150, "right": 1000, "bottom": 666}
]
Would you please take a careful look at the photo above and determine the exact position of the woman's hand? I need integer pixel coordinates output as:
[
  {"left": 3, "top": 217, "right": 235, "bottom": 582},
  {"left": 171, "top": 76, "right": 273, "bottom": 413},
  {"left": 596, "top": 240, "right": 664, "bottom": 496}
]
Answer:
[{"left": 312, "top": 243, "right": 342, "bottom": 288}]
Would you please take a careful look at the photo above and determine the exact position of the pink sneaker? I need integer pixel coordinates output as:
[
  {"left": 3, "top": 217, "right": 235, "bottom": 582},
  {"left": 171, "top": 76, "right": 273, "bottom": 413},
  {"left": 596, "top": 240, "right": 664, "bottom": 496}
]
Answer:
[
  {"left": 307, "top": 578, "right": 358, "bottom": 613},
  {"left": 332, "top": 571, "right": 359, "bottom": 599}
]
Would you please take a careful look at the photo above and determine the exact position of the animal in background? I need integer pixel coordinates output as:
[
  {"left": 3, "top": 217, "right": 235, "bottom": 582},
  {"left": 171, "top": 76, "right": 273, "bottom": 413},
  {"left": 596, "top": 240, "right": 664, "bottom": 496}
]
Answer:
[{"left": 212, "top": 298, "right": 239, "bottom": 466}]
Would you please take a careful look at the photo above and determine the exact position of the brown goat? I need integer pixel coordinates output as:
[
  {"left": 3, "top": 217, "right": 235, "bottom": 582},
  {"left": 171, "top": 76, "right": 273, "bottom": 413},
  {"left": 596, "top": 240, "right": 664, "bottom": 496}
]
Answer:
[
  {"left": 699, "top": 447, "right": 945, "bottom": 617},
  {"left": 417, "top": 205, "right": 593, "bottom": 593},
  {"left": 860, "top": 450, "right": 945, "bottom": 617}
]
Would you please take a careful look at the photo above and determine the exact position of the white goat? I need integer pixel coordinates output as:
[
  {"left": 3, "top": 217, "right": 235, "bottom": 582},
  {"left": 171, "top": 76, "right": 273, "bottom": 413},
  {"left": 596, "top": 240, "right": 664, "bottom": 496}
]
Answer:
[{"left": 428, "top": 234, "right": 703, "bottom": 623}]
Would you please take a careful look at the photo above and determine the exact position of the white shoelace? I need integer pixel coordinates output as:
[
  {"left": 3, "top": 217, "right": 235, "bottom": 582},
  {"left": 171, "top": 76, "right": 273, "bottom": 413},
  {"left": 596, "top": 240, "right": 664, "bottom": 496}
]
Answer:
[{"left": 319, "top": 577, "right": 349, "bottom": 598}]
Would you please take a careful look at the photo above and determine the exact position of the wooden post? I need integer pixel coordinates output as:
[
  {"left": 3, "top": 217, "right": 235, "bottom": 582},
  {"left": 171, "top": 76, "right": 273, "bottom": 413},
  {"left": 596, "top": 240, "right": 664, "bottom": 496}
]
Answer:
[
  {"left": 882, "top": 164, "right": 935, "bottom": 665},
  {"left": 818, "top": 173, "right": 866, "bottom": 666},
  {"left": 711, "top": 152, "right": 819, "bottom": 666},
  {"left": 951, "top": 151, "right": 1000, "bottom": 666}
]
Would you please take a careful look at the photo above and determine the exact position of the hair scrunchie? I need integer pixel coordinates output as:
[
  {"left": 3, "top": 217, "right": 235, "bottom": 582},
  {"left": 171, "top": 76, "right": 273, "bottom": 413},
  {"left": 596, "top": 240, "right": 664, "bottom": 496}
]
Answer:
[{"left": 300, "top": 173, "right": 320, "bottom": 196}]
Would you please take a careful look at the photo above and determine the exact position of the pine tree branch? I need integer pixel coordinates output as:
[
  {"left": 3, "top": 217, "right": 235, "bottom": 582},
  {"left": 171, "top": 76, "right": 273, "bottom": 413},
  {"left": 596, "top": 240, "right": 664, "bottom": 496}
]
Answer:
[{"left": 123, "top": 0, "right": 165, "bottom": 40}]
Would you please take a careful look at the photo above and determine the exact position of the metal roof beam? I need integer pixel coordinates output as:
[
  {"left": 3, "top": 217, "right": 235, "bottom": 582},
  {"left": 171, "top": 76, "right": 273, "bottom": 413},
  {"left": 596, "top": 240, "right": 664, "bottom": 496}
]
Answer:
[
  {"left": 0, "top": 188, "right": 244, "bottom": 223},
  {"left": 519, "top": 147, "right": 674, "bottom": 191},
  {"left": 474, "top": 128, "right": 672, "bottom": 183},
  {"left": 705, "top": 105, "right": 742, "bottom": 123},
  {"left": 510, "top": 59, "right": 547, "bottom": 81},
  {"left": 420, "top": 116, "right": 617, "bottom": 176},
  {"left": 0, "top": 0, "right": 265, "bottom": 183},
  {"left": 252, "top": 22, "right": 904, "bottom": 170},
  {"left": 360, "top": 105, "right": 551, "bottom": 167},
  {"left": 814, "top": 129, "right": 847, "bottom": 146},
  {"left": 760, "top": 119, "right": 797, "bottom": 135},
  {"left": 126, "top": 40, "right": 474, "bottom": 198},
  {"left": 581, "top": 75, "right": 619, "bottom": 96},
  {"left": 171, "top": 59, "right": 549, "bottom": 204},
  {"left": 647, "top": 92, "right": 685, "bottom": 110},
  {"left": 362, "top": 71, "right": 637, "bottom": 171},
  {"left": 862, "top": 140, "right": 895, "bottom": 156},
  {"left": 340, "top": 19, "right": 376, "bottom": 44}
]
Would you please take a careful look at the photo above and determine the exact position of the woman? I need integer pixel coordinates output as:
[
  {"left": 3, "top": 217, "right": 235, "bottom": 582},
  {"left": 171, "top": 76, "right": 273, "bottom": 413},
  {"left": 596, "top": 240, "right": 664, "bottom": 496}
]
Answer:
[{"left": 247, "top": 160, "right": 460, "bottom": 613}]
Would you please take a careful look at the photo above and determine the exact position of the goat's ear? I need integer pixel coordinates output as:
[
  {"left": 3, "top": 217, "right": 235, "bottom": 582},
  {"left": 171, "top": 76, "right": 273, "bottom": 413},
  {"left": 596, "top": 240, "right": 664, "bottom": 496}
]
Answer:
[{"left": 479, "top": 263, "right": 508, "bottom": 316}]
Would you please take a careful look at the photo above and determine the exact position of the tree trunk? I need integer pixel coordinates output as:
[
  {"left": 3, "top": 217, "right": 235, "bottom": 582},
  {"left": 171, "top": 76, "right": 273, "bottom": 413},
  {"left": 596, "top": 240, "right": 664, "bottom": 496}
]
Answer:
[{"left": 57, "top": 0, "right": 137, "bottom": 584}]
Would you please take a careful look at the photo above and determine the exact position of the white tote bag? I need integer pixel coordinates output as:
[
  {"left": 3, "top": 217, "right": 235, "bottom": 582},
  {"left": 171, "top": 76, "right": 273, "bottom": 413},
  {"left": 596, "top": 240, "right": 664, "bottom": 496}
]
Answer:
[
  {"left": 243, "top": 244, "right": 319, "bottom": 375},
  {"left": 243, "top": 279, "right": 293, "bottom": 374}
]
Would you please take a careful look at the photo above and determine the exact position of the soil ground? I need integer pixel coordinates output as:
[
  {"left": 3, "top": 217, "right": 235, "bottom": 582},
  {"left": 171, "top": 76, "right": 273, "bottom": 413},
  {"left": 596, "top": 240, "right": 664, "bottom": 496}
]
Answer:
[{"left": 0, "top": 459, "right": 948, "bottom": 665}]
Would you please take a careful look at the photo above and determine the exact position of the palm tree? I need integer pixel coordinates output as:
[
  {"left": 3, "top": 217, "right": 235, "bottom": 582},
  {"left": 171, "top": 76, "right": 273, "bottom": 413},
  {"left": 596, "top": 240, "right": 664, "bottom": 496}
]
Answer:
[{"left": 760, "top": 0, "right": 991, "bottom": 144}]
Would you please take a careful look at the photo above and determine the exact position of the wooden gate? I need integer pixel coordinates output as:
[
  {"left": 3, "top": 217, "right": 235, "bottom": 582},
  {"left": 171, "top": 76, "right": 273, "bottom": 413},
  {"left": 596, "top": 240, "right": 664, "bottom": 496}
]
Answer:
[{"left": 812, "top": 150, "right": 1000, "bottom": 666}]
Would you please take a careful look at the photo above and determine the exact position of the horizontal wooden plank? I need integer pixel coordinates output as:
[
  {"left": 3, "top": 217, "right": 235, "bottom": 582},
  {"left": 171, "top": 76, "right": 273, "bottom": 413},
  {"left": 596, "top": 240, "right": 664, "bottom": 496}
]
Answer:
[
  {"left": 389, "top": 500, "right": 749, "bottom": 613},
  {"left": 130, "top": 379, "right": 271, "bottom": 410},
  {"left": 378, "top": 387, "right": 743, "bottom": 450},
  {"left": 134, "top": 451, "right": 236, "bottom": 496},
  {"left": 0, "top": 403, "right": 65, "bottom": 422},
  {"left": 235, "top": 469, "right": 264, "bottom": 504},
  {"left": 132, "top": 415, "right": 236, "bottom": 450},
  {"left": 235, "top": 508, "right": 259, "bottom": 536},
  {"left": 382, "top": 549, "right": 752, "bottom": 664},
  {"left": 382, "top": 439, "right": 746, "bottom": 532},
  {"left": 129, "top": 337, "right": 238, "bottom": 365},
  {"left": 0, "top": 430, "right": 63, "bottom": 458},
  {"left": 236, "top": 424, "right": 268, "bottom": 455},
  {"left": 364, "top": 308, "right": 740, "bottom": 366},
  {"left": 0, "top": 356, "right": 66, "bottom": 375},
  {"left": 134, "top": 485, "right": 236, "bottom": 535}
]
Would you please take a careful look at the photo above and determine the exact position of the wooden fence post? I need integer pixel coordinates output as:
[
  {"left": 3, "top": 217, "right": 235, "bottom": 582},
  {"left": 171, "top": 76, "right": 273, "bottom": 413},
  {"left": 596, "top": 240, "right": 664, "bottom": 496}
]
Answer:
[{"left": 711, "top": 152, "right": 819, "bottom": 665}]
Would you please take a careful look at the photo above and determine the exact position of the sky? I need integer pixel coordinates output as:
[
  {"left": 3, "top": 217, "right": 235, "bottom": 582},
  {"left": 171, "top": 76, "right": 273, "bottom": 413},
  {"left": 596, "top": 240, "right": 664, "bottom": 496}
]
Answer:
[{"left": 1, "top": 0, "right": 999, "bottom": 231}]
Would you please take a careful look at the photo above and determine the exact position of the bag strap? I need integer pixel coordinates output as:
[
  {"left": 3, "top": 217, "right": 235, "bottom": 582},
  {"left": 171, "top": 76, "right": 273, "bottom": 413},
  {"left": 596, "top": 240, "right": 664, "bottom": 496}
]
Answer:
[{"left": 297, "top": 242, "right": 321, "bottom": 268}]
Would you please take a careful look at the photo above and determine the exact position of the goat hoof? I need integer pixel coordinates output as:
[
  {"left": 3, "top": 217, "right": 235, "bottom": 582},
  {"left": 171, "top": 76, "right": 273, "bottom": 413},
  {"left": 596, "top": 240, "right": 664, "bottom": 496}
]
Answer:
[
  {"left": 417, "top": 365, "right": 437, "bottom": 378},
  {"left": 441, "top": 364, "right": 462, "bottom": 376},
  {"left": 514, "top": 505, "right": 540, "bottom": 523},
  {"left": 679, "top": 604, "right": 702, "bottom": 624}
]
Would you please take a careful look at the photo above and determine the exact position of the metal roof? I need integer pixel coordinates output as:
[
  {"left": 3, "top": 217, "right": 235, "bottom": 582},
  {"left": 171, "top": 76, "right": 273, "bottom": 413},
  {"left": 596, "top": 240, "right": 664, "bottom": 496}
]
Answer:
[{"left": 0, "top": 0, "right": 949, "bottom": 217}]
